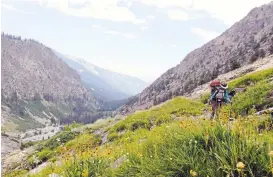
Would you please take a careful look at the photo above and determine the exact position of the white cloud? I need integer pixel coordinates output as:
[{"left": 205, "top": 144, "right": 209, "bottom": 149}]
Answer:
[
  {"left": 140, "top": 26, "right": 149, "bottom": 31},
  {"left": 147, "top": 15, "right": 156, "bottom": 20},
  {"left": 134, "top": 18, "right": 147, "bottom": 24},
  {"left": 2, "top": 3, "right": 35, "bottom": 14},
  {"left": 68, "top": 0, "right": 89, "bottom": 5},
  {"left": 167, "top": 9, "right": 188, "bottom": 21},
  {"left": 19, "top": 0, "right": 145, "bottom": 24},
  {"left": 191, "top": 27, "right": 220, "bottom": 42},
  {"left": 171, "top": 44, "right": 177, "bottom": 48},
  {"left": 140, "top": 0, "right": 192, "bottom": 9},
  {"left": 123, "top": 33, "right": 137, "bottom": 39},
  {"left": 104, "top": 30, "right": 137, "bottom": 39},
  {"left": 104, "top": 30, "right": 120, "bottom": 35},
  {"left": 91, "top": 24, "right": 105, "bottom": 30},
  {"left": 139, "top": 0, "right": 272, "bottom": 25},
  {"left": 189, "top": 0, "right": 272, "bottom": 25},
  {"left": 5, "top": 0, "right": 272, "bottom": 26}
]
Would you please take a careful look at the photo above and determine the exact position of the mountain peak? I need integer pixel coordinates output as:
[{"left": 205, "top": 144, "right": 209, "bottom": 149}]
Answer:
[{"left": 56, "top": 52, "right": 148, "bottom": 101}]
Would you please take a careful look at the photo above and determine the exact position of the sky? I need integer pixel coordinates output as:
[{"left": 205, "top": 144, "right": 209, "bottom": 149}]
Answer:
[{"left": 1, "top": 0, "right": 272, "bottom": 83}]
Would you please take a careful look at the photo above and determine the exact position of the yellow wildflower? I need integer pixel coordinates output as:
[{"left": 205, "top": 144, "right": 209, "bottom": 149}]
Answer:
[
  {"left": 190, "top": 170, "right": 198, "bottom": 176},
  {"left": 82, "top": 169, "right": 88, "bottom": 177},
  {"left": 236, "top": 162, "right": 245, "bottom": 169}
]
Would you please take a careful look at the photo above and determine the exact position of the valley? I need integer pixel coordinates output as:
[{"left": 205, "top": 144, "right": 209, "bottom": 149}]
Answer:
[
  {"left": 2, "top": 66, "right": 273, "bottom": 176},
  {"left": 1, "top": 1, "right": 273, "bottom": 177}
]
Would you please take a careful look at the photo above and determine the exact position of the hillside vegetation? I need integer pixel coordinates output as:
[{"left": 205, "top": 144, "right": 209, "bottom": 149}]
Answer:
[{"left": 4, "top": 68, "right": 273, "bottom": 177}]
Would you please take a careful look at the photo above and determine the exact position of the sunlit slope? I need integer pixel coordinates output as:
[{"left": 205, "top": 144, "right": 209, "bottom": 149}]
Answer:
[{"left": 5, "top": 68, "right": 273, "bottom": 177}]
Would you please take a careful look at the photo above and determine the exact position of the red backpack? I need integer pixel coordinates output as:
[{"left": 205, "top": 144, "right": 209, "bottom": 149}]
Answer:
[
  {"left": 210, "top": 80, "right": 226, "bottom": 101},
  {"left": 210, "top": 80, "right": 221, "bottom": 87}
]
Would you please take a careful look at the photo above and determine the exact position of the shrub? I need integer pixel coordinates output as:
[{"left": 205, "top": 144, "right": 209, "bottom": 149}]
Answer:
[
  {"left": 43, "top": 131, "right": 78, "bottom": 150},
  {"left": 115, "top": 123, "right": 127, "bottom": 132},
  {"left": 108, "top": 132, "right": 119, "bottom": 142},
  {"left": 130, "top": 120, "right": 151, "bottom": 131},
  {"left": 20, "top": 141, "right": 35, "bottom": 149},
  {"left": 200, "top": 92, "right": 210, "bottom": 104},
  {"left": 232, "top": 81, "right": 272, "bottom": 115},
  {"left": 37, "top": 149, "right": 54, "bottom": 162}
]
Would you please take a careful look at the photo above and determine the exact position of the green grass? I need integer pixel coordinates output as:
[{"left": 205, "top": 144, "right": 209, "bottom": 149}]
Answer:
[
  {"left": 1, "top": 119, "right": 19, "bottom": 132},
  {"left": 3, "top": 170, "right": 28, "bottom": 177},
  {"left": 107, "top": 132, "right": 119, "bottom": 142},
  {"left": 64, "top": 133, "right": 102, "bottom": 150},
  {"left": 28, "top": 115, "right": 273, "bottom": 177},
  {"left": 200, "top": 92, "right": 210, "bottom": 104},
  {"left": 2, "top": 99, "right": 85, "bottom": 133},
  {"left": 232, "top": 81, "right": 273, "bottom": 115},
  {"left": 9, "top": 116, "right": 43, "bottom": 132},
  {"left": 110, "top": 97, "right": 205, "bottom": 134},
  {"left": 229, "top": 68, "right": 273, "bottom": 89},
  {"left": 64, "top": 157, "right": 108, "bottom": 177},
  {"left": 5, "top": 68, "right": 273, "bottom": 177},
  {"left": 115, "top": 121, "right": 272, "bottom": 177}
]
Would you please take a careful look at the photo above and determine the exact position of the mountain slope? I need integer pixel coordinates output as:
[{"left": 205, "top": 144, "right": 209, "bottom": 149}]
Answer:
[
  {"left": 119, "top": 1, "right": 273, "bottom": 114},
  {"left": 55, "top": 52, "right": 148, "bottom": 101},
  {"left": 1, "top": 34, "right": 99, "bottom": 133},
  {"left": 4, "top": 67, "right": 273, "bottom": 177}
]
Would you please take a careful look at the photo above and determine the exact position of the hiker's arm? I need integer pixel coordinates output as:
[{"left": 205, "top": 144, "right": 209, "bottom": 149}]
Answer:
[{"left": 209, "top": 91, "right": 217, "bottom": 101}]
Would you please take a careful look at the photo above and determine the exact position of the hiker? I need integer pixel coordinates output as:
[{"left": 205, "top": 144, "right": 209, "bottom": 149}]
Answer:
[{"left": 208, "top": 80, "right": 232, "bottom": 119}]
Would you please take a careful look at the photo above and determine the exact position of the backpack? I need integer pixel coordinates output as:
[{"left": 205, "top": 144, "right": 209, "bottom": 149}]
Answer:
[
  {"left": 210, "top": 80, "right": 221, "bottom": 87},
  {"left": 214, "top": 86, "right": 226, "bottom": 100},
  {"left": 210, "top": 80, "right": 226, "bottom": 101}
]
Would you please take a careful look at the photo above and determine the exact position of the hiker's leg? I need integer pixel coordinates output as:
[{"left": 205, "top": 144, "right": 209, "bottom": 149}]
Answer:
[
  {"left": 215, "top": 102, "right": 220, "bottom": 118},
  {"left": 211, "top": 101, "right": 216, "bottom": 119}
]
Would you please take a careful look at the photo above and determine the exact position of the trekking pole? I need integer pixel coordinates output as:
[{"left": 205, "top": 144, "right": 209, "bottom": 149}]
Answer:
[{"left": 228, "top": 102, "right": 234, "bottom": 130}]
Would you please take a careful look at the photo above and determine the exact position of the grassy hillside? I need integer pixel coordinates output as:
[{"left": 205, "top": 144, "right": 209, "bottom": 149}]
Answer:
[
  {"left": 4, "top": 68, "right": 273, "bottom": 177},
  {"left": 1, "top": 98, "right": 99, "bottom": 132}
]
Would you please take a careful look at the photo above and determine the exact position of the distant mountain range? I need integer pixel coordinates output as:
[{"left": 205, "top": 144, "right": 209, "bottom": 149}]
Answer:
[
  {"left": 1, "top": 33, "right": 148, "bottom": 133},
  {"left": 55, "top": 52, "right": 148, "bottom": 101},
  {"left": 1, "top": 34, "right": 102, "bottom": 133}
]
